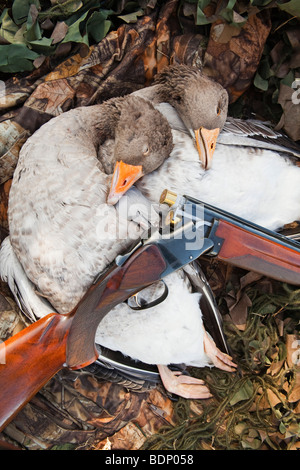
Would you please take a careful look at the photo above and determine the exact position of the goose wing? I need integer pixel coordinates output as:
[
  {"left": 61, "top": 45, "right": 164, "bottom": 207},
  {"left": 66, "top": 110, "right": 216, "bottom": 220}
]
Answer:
[{"left": 219, "top": 117, "right": 300, "bottom": 158}]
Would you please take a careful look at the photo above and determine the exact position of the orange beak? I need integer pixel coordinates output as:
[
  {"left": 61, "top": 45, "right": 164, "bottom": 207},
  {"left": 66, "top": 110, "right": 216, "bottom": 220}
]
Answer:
[
  {"left": 195, "top": 127, "right": 220, "bottom": 170},
  {"left": 107, "top": 161, "right": 144, "bottom": 205}
]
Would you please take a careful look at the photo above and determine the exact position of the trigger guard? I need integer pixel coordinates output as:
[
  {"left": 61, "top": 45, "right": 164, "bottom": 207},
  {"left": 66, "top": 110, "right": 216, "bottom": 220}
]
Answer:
[{"left": 126, "top": 280, "right": 169, "bottom": 311}]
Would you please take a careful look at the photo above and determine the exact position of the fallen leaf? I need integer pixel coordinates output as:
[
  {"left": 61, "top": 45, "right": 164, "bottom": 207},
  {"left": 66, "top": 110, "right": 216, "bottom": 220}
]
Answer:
[
  {"left": 266, "top": 388, "right": 282, "bottom": 408},
  {"left": 0, "top": 9, "right": 19, "bottom": 43},
  {"left": 12, "top": 0, "right": 40, "bottom": 26},
  {"left": 210, "top": 22, "right": 241, "bottom": 44},
  {"left": 289, "top": 441, "right": 300, "bottom": 450},
  {"left": 277, "top": 0, "right": 300, "bottom": 17},
  {"left": 95, "top": 422, "right": 146, "bottom": 450},
  {"left": 0, "top": 43, "right": 39, "bottom": 73},
  {"left": 230, "top": 379, "right": 254, "bottom": 405},
  {"left": 203, "top": 11, "right": 272, "bottom": 103},
  {"left": 118, "top": 10, "right": 144, "bottom": 24},
  {"left": 267, "top": 358, "right": 285, "bottom": 376},
  {"left": 51, "top": 21, "right": 69, "bottom": 44},
  {"left": 286, "top": 334, "right": 300, "bottom": 368},
  {"left": 275, "top": 81, "right": 300, "bottom": 140},
  {"left": 225, "top": 290, "right": 252, "bottom": 327},
  {"left": 0, "top": 178, "right": 11, "bottom": 230},
  {"left": 30, "top": 78, "right": 75, "bottom": 115}
]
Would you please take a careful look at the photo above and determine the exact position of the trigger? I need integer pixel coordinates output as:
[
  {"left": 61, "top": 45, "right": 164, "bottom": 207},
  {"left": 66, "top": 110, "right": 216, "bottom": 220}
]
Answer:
[{"left": 126, "top": 280, "right": 169, "bottom": 311}]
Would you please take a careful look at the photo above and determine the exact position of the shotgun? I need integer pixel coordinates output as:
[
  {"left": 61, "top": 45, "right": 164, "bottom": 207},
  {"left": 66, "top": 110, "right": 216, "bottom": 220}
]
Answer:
[{"left": 1, "top": 189, "right": 300, "bottom": 431}]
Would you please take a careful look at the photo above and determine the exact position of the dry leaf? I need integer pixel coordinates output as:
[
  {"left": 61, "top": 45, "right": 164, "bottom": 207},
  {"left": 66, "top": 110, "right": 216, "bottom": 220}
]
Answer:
[
  {"left": 0, "top": 179, "right": 11, "bottom": 232},
  {"left": 30, "top": 79, "right": 75, "bottom": 115},
  {"left": 210, "top": 23, "right": 241, "bottom": 44},
  {"left": 286, "top": 334, "right": 300, "bottom": 368},
  {"left": 276, "top": 82, "right": 300, "bottom": 141},
  {"left": 267, "top": 358, "right": 285, "bottom": 376},
  {"left": 203, "top": 11, "right": 271, "bottom": 102},
  {"left": 224, "top": 289, "right": 252, "bottom": 327},
  {"left": 289, "top": 441, "right": 300, "bottom": 450},
  {"left": 50, "top": 21, "right": 69, "bottom": 45},
  {"left": 95, "top": 422, "right": 146, "bottom": 450}
]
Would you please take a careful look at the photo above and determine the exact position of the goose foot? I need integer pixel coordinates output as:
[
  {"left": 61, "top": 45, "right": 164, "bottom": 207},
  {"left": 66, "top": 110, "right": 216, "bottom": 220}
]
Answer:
[
  {"left": 157, "top": 364, "right": 212, "bottom": 399},
  {"left": 203, "top": 331, "right": 237, "bottom": 373},
  {"left": 157, "top": 332, "right": 238, "bottom": 400}
]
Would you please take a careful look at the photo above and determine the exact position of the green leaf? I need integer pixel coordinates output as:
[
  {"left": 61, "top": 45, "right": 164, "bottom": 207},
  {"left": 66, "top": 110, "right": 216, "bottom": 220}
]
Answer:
[
  {"left": 230, "top": 379, "right": 254, "bottom": 405},
  {"left": 13, "top": 23, "right": 30, "bottom": 45},
  {"left": 219, "top": 0, "right": 239, "bottom": 24},
  {"left": 86, "top": 10, "right": 112, "bottom": 43},
  {"left": 0, "top": 9, "right": 19, "bottom": 43},
  {"left": 254, "top": 71, "right": 269, "bottom": 91},
  {"left": 277, "top": 0, "right": 300, "bottom": 18},
  {"left": 50, "top": 443, "right": 76, "bottom": 450},
  {"left": 29, "top": 36, "right": 55, "bottom": 54},
  {"left": 241, "top": 437, "right": 261, "bottom": 449},
  {"left": 252, "top": 0, "right": 274, "bottom": 6},
  {"left": 259, "top": 57, "right": 274, "bottom": 80},
  {"left": 59, "top": 0, "right": 83, "bottom": 16},
  {"left": 196, "top": 0, "right": 211, "bottom": 25},
  {"left": 249, "top": 340, "right": 260, "bottom": 349},
  {"left": 12, "top": 0, "right": 40, "bottom": 25},
  {"left": 0, "top": 43, "right": 39, "bottom": 72},
  {"left": 279, "top": 421, "right": 286, "bottom": 434},
  {"left": 24, "top": 15, "right": 42, "bottom": 43},
  {"left": 281, "top": 69, "right": 295, "bottom": 87},
  {"left": 62, "top": 10, "right": 89, "bottom": 45},
  {"left": 118, "top": 9, "right": 144, "bottom": 23},
  {"left": 278, "top": 342, "right": 287, "bottom": 361}
]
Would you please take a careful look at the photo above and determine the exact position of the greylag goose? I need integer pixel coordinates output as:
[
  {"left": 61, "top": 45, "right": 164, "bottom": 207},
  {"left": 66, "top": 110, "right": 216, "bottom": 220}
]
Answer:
[
  {"left": 133, "top": 64, "right": 228, "bottom": 170},
  {"left": 2, "top": 95, "right": 173, "bottom": 315},
  {"left": 132, "top": 64, "right": 300, "bottom": 232}
]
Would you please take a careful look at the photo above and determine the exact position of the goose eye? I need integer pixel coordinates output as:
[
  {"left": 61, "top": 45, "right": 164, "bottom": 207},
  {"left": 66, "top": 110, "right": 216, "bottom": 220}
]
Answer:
[
  {"left": 216, "top": 105, "right": 221, "bottom": 116},
  {"left": 143, "top": 146, "right": 150, "bottom": 156}
]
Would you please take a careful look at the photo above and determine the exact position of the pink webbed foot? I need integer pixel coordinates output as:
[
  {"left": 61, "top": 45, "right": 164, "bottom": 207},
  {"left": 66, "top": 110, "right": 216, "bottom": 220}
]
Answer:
[
  {"left": 203, "top": 331, "right": 237, "bottom": 373},
  {"left": 157, "top": 364, "right": 212, "bottom": 399}
]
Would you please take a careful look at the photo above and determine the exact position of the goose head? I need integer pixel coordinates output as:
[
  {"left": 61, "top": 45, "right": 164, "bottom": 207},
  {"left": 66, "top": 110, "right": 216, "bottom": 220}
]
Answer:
[
  {"left": 154, "top": 64, "right": 228, "bottom": 169},
  {"left": 105, "top": 96, "right": 173, "bottom": 205}
]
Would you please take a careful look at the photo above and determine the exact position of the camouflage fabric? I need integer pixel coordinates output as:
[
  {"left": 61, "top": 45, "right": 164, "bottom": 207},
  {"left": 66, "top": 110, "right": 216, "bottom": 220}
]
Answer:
[
  {"left": 2, "top": 367, "right": 175, "bottom": 450},
  {"left": 0, "top": 0, "right": 272, "bottom": 185}
]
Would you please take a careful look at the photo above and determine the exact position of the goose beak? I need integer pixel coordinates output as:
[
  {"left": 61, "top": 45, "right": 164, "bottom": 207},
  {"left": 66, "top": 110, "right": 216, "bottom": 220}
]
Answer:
[
  {"left": 107, "top": 161, "right": 144, "bottom": 205},
  {"left": 194, "top": 127, "right": 220, "bottom": 170}
]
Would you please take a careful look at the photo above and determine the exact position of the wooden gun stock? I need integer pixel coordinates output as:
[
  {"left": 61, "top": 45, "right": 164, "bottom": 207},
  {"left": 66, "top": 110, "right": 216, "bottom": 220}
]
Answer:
[
  {"left": 0, "top": 243, "right": 166, "bottom": 432},
  {"left": 0, "top": 313, "right": 71, "bottom": 432},
  {"left": 214, "top": 219, "right": 300, "bottom": 285}
]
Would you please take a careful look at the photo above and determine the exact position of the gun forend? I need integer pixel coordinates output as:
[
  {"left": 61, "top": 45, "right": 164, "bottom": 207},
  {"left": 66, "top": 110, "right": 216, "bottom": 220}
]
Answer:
[{"left": 212, "top": 219, "right": 300, "bottom": 285}]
